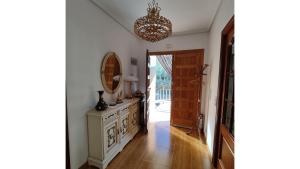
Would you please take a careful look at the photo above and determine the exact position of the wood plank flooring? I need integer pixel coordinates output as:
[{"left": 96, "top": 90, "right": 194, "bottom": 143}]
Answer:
[{"left": 84, "top": 121, "right": 213, "bottom": 169}]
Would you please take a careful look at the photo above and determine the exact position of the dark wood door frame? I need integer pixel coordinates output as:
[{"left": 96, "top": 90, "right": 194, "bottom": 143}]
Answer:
[
  {"left": 148, "top": 51, "right": 172, "bottom": 56},
  {"left": 148, "top": 49, "right": 203, "bottom": 56},
  {"left": 144, "top": 49, "right": 150, "bottom": 134},
  {"left": 212, "top": 16, "right": 234, "bottom": 167}
]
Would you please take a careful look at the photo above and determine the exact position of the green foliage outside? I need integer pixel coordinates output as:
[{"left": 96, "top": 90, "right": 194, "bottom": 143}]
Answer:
[{"left": 155, "top": 60, "right": 171, "bottom": 87}]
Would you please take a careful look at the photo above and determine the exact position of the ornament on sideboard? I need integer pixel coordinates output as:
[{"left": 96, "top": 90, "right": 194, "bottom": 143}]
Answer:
[
  {"left": 116, "top": 91, "right": 123, "bottom": 104},
  {"left": 134, "top": 89, "right": 143, "bottom": 97},
  {"left": 124, "top": 75, "right": 138, "bottom": 99},
  {"left": 95, "top": 90, "right": 108, "bottom": 111}
]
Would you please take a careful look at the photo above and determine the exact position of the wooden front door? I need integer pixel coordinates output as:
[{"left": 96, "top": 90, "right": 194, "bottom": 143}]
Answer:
[
  {"left": 170, "top": 49, "right": 204, "bottom": 129},
  {"left": 213, "top": 16, "right": 234, "bottom": 169}
]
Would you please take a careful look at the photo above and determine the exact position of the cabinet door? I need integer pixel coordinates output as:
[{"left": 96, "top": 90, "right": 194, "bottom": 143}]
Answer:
[
  {"left": 104, "top": 120, "right": 118, "bottom": 156},
  {"left": 134, "top": 110, "right": 139, "bottom": 126},
  {"left": 120, "top": 113, "right": 129, "bottom": 139},
  {"left": 130, "top": 104, "right": 139, "bottom": 127},
  {"left": 131, "top": 110, "right": 137, "bottom": 127}
]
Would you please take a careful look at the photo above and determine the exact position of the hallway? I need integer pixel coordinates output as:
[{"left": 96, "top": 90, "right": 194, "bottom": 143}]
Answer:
[{"left": 85, "top": 120, "right": 212, "bottom": 169}]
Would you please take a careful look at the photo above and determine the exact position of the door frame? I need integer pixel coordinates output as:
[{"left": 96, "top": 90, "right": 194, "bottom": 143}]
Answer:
[
  {"left": 149, "top": 49, "right": 203, "bottom": 56},
  {"left": 212, "top": 16, "right": 234, "bottom": 167}
]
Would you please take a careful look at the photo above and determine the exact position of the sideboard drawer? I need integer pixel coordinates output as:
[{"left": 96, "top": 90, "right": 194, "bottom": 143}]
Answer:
[
  {"left": 103, "top": 111, "right": 118, "bottom": 125},
  {"left": 120, "top": 107, "right": 129, "bottom": 114}
]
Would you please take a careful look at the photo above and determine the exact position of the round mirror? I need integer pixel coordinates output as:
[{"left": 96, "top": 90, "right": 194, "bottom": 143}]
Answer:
[{"left": 101, "top": 52, "right": 122, "bottom": 93}]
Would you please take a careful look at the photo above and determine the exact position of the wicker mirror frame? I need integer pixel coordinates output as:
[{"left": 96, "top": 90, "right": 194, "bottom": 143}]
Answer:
[{"left": 100, "top": 52, "right": 122, "bottom": 94}]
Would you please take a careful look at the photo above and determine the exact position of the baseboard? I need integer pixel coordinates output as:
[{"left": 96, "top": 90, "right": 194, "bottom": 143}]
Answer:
[
  {"left": 202, "top": 131, "right": 207, "bottom": 144},
  {"left": 207, "top": 146, "right": 213, "bottom": 163},
  {"left": 78, "top": 161, "right": 89, "bottom": 169}
]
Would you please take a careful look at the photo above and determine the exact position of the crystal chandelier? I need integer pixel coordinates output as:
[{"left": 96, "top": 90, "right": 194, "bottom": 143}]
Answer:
[{"left": 134, "top": 0, "right": 172, "bottom": 42}]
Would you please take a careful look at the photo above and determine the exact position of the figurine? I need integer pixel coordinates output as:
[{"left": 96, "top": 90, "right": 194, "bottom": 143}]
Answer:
[
  {"left": 134, "top": 89, "right": 143, "bottom": 97},
  {"left": 116, "top": 91, "right": 123, "bottom": 104}
]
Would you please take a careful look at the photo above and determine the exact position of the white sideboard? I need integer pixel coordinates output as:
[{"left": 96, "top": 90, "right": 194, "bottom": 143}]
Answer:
[{"left": 86, "top": 98, "right": 140, "bottom": 169}]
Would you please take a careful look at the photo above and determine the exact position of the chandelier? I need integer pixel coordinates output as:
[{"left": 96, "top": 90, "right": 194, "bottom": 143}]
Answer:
[{"left": 134, "top": 0, "right": 172, "bottom": 42}]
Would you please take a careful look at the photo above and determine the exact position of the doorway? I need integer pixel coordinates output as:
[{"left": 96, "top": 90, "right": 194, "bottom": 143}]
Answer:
[
  {"left": 148, "top": 54, "right": 172, "bottom": 123},
  {"left": 145, "top": 49, "right": 204, "bottom": 132}
]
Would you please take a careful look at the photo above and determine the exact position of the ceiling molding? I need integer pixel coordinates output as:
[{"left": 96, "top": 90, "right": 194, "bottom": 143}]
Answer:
[
  {"left": 208, "top": 0, "right": 223, "bottom": 31},
  {"left": 172, "top": 29, "right": 210, "bottom": 37}
]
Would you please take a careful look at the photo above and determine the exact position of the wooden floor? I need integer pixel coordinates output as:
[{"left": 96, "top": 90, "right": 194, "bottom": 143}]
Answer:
[{"left": 85, "top": 121, "right": 213, "bottom": 169}]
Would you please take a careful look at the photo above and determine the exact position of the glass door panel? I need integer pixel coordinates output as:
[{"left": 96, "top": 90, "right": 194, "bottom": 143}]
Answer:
[{"left": 222, "top": 39, "right": 235, "bottom": 137}]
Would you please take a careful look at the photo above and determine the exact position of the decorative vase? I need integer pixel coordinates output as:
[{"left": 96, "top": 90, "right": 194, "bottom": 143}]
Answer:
[{"left": 95, "top": 91, "right": 108, "bottom": 111}]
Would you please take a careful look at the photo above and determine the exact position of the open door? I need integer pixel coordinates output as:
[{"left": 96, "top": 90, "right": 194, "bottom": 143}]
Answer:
[
  {"left": 213, "top": 16, "right": 234, "bottom": 169},
  {"left": 170, "top": 49, "right": 204, "bottom": 129}
]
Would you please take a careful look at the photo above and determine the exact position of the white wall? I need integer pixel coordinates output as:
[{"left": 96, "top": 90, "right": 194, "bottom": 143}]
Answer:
[
  {"left": 145, "top": 33, "right": 209, "bottom": 53},
  {"left": 204, "top": 0, "right": 234, "bottom": 156},
  {"left": 66, "top": 0, "right": 144, "bottom": 168}
]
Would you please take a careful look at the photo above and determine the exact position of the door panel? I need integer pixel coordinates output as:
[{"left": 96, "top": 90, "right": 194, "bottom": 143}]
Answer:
[
  {"left": 219, "top": 138, "right": 234, "bottom": 169},
  {"left": 120, "top": 114, "right": 129, "bottom": 139},
  {"left": 170, "top": 50, "right": 204, "bottom": 129},
  {"left": 131, "top": 109, "right": 137, "bottom": 128},
  {"left": 217, "top": 161, "right": 225, "bottom": 169},
  {"left": 104, "top": 120, "right": 118, "bottom": 156}
]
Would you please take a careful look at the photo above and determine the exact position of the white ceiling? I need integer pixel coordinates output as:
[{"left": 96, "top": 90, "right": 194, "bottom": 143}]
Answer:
[{"left": 91, "top": 0, "right": 221, "bottom": 36}]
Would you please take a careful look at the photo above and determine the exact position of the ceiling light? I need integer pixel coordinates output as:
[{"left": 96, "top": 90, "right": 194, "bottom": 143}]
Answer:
[{"left": 134, "top": 0, "right": 172, "bottom": 42}]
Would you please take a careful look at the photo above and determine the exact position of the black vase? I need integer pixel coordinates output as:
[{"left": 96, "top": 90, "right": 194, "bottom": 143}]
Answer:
[{"left": 95, "top": 91, "right": 108, "bottom": 111}]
